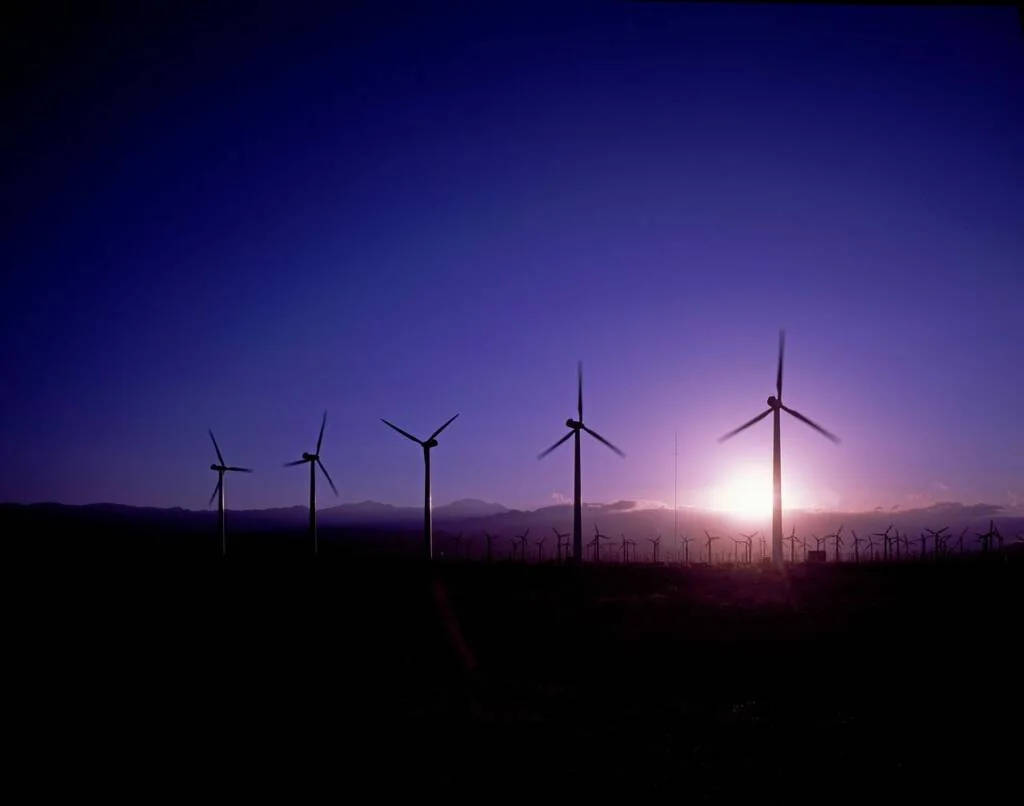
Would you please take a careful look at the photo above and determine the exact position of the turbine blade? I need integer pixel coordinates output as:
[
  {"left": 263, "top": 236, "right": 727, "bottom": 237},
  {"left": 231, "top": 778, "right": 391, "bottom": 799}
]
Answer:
[
  {"left": 538, "top": 430, "right": 574, "bottom": 459},
  {"left": 209, "top": 430, "right": 226, "bottom": 466},
  {"left": 208, "top": 478, "right": 222, "bottom": 507},
  {"left": 577, "top": 360, "right": 583, "bottom": 421},
  {"left": 582, "top": 425, "right": 625, "bottom": 457},
  {"left": 780, "top": 405, "right": 840, "bottom": 444},
  {"left": 284, "top": 458, "right": 310, "bottom": 467},
  {"left": 777, "top": 329, "right": 786, "bottom": 400},
  {"left": 717, "top": 409, "right": 772, "bottom": 443},
  {"left": 227, "top": 466, "right": 253, "bottom": 473},
  {"left": 318, "top": 459, "right": 339, "bottom": 496},
  {"left": 381, "top": 418, "right": 423, "bottom": 445},
  {"left": 429, "top": 412, "right": 459, "bottom": 441},
  {"left": 316, "top": 411, "right": 327, "bottom": 454}
]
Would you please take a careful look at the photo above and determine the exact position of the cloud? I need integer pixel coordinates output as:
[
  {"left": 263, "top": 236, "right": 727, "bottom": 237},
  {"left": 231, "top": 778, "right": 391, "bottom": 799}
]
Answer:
[
  {"left": 874, "top": 506, "right": 884, "bottom": 512},
  {"left": 932, "top": 481, "right": 951, "bottom": 492},
  {"left": 891, "top": 505, "right": 901, "bottom": 511},
  {"left": 920, "top": 501, "right": 1004, "bottom": 518},
  {"left": 550, "top": 492, "right": 566, "bottom": 504},
  {"left": 588, "top": 499, "right": 669, "bottom": 512}
]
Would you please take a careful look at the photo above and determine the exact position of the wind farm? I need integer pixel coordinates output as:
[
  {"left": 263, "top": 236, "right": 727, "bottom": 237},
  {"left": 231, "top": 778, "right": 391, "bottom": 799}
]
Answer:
[{"left": 4, "top": 1, "right": 1023, "bottom": 802}]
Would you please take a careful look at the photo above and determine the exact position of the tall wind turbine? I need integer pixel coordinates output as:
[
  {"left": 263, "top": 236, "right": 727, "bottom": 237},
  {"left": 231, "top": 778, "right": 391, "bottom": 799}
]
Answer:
[
  {"left": 538, "top": 361, "right": 625, "bottom": 564},
  {"left": 207, "top": 430, "right": 253, "bottom": 556},
  {"left": 381, "top": 413, "right": 459, "bottom": 561},
  {"left": 284, "top": 411, "right": 338, "bottom": 554},
  {"left": 717, "top": 330, "right": 840, "bottom": 567}
]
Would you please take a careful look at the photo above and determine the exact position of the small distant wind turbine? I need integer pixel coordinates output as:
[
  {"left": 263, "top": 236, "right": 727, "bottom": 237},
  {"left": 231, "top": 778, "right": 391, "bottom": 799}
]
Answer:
[
  {"left": 975, "top": 519, "right": 1001, "bottom": 554},
  {"left": 648, "top": 534, "right": 661, "bottom": 563},
  {"left": 704, "top": 530, "right": 720, "bottom": 564},
  {"left": 591, "top": 523, "right": 612, "bottom": 562},
  {"left": 514, "top": 528, "right": 530, "bottom": 563},
  {"left": 782, "top": 526, "right": 799, "bottom": 563},
  {"left": 738, "top": 531, "right": 757, "bottom": 564},
  {"left": 951, "top": 526, "right": 968, "bottom": 555},
  {"left": 381, "top": 412, "right": 459, "bottom": 561},
  {"left": 483, "top": 531, "right": 501, "bottom": 563},
  {"left": 619, "top": 533, "right": 636, "bottom": 564},
  {"left": 717, "top": 330, "right": 840, "bottom": 566},
  {"left": 552, "top": 527, "right": 570, "bottom": 562},
  {"left": 284, "top": 412, "right": 338, "bottom": 554},
  {"left": 872, "top": 524, "right": 894, "bottom": 562},
  {"left": 924, "top": 527, "right": 949, "bottom": 561},
  {"left": 826, "top": 525, "right": 844, "bottom": 563},
  {"left": 207, "top": 430, "right": 253, "bottom": 556},
  {"left": 538, "top": 361, "right": 625, "bottom": 564},
  {"left": 851, "top": 530, "right": 867, "bottom": 563},
  {"left": 680, "top": 534, "right": 695, "bottom": 564},
  {"left": 535, "top": 536, "right": 547, "bottom": 562}
]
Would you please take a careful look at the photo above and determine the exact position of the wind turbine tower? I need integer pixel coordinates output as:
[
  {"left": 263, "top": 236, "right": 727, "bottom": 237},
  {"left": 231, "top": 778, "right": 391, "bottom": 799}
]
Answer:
[
  {"left": 284, "top": 412, "right": 338, "bottom": 554},
  {"left": 538, "top": 361, "right": 625, "bottom": 564},
  {"left": 717, "top": 330, "right": 840, "bottom": 567},
  {"left": 380, "top": 412, "right": 459, "bottom": 561},
  {"left": 207, "top": 430, "right": 253, "bottom": 555}
]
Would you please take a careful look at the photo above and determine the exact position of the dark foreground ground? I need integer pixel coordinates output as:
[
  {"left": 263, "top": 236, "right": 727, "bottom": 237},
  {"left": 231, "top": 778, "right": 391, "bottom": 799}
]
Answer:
[{"left": 14, "top": 553, "right": 1023, "bottom": 801}]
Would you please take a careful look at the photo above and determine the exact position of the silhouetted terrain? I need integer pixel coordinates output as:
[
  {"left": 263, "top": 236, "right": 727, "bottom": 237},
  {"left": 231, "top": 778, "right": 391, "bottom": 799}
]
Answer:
[
  {"left": 13, "top": 541, "right": 1022, "bottom": 798},
  {"left": 4, "top": 501, "right": 1021, "bottom": 561}
]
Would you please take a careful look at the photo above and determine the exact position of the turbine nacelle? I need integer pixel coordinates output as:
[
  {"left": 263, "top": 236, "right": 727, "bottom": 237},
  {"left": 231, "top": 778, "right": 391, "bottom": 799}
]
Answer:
[
  {"left": 210, "top": 463, "right": 222, "bottom": 472},
  {"left": 565, "top": 418, "right": 581, "bottom": 429},
  {"left": 767, "top": 395, "right": 780, "bottom": 409},
  {"left": 423, "top": 438, "right": 439, "bottom": 449},
  {"left": 302, "top": 452, "right": 314, "bottom": 461}
]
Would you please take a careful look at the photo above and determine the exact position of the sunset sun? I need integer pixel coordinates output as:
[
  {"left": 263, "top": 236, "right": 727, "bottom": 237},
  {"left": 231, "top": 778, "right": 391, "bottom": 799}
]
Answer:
[{"left": 709, "top": 465, "right": 773, "bottom": 520}]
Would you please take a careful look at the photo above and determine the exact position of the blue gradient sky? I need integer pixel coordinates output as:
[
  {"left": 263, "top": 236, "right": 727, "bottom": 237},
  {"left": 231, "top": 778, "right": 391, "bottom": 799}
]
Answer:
[{"left": 3, "top": 3, "right": 1022, "bottom": 514}]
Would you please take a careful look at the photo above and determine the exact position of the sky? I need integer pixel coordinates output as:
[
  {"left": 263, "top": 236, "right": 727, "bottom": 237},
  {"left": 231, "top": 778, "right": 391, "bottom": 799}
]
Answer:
[{"left": 2, "top": 2, "right": 1022, "bottom": 517}]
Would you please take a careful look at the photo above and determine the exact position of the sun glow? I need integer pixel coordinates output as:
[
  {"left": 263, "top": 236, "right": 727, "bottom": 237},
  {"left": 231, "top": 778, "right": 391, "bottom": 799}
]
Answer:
[
  {"left": 706, "top": 464, "right": 814, "bottom": 521},
  {"left": 708, "top": 465, "right": 773, "bottom": 519}
]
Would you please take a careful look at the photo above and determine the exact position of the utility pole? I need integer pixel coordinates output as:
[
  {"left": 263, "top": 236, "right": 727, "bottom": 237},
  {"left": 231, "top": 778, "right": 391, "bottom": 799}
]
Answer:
[{"left": 674, "top": 431, "right": 679, "bottom": 561}]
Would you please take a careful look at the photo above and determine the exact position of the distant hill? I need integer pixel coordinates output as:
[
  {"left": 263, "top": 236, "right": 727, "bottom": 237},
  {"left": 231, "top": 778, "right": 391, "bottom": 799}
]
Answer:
[{"left": 1, "top": 499, "right": 1021, "bottom": 560}]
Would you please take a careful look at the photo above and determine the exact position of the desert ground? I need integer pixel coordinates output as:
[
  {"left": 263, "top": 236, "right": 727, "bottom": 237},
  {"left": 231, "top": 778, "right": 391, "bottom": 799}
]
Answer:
[{"left": 16, "top": 534, "right": 1021, "bottom": 801}]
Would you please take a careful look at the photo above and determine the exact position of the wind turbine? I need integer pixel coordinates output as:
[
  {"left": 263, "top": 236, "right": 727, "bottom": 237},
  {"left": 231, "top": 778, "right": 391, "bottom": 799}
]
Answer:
[
  {"left": 717, "top": 330, "right": 840, "bottom": 566},
  {"left": 284, "top": 412, "right": 338, "bottom": 554},
  {"left": 591, "top": 523, "right": 612, "bottom": 562},
  {"left": 680, "top": 534, "right": 695, "bottom": 564},
  {"left": 538, "top": 361, "right": 625, "bottom": 564},
  {"left": 515, "top": 528, "right": 531, "bottom": 563},
  {"left": 619, "top": 533, "right": 635, "bottom": 564},
  {"left": 483, "top": 531, "right": 500, "bottom": 563},
  {"left": 872, "top": 524, "right": 894, "bottom": 562},
  {"left": 827, "top": 525, "right": 845, "bottom": 563},
  {"left": 851, "top": 530, "right": 868, "bottom": 563},
  {"left": 552, "top": 527, "right": 570, "bottom": 562},
  {"left": 535, "top": 536, "right": 547, "bottom": 562},
  {"left": 738, "top": 530, "right": 757, "bottom": 563},
  {"left": 648, "top": 534, "right": 661, "bottom": 563},
  {"left": 380, "top": 413, "right": 459, "bottom": 561},
  {"left": 783, "top": 527, "right": 799, "bottom": 563},
  {"left": 207, "top": 430, "right": 253, "bottom": 556},
  {"left": 925, "top": 526, "right": 949, "bottom": 559},
  {"left": 703, "top": 530, "right": 720, "bottom": 564}
]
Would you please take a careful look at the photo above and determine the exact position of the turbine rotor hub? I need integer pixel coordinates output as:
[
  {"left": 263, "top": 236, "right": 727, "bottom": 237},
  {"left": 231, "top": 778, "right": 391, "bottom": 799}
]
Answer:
[
  {"left": 425, "top": 439, "right": 438, "bottom": 449},
  {"left": 767, "top": 395, "right": 780, "bottom": 409},
  {"left": 566, "top": 418, "right": 581, "bottom": 429}
]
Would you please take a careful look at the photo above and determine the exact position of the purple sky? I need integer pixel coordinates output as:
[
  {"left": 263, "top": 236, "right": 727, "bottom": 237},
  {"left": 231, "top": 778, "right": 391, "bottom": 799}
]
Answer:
[{"left": 2, "top": 3, "right": 1022, "bottom": 516}]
